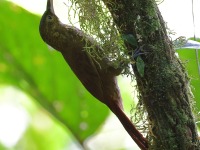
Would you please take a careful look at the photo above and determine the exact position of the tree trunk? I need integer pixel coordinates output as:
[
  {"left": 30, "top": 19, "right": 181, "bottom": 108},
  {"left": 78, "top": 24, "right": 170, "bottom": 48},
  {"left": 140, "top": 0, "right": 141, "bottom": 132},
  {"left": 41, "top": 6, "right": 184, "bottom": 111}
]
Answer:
[{"left": 103, "top": 0, "right": 200, "bottom": 149}]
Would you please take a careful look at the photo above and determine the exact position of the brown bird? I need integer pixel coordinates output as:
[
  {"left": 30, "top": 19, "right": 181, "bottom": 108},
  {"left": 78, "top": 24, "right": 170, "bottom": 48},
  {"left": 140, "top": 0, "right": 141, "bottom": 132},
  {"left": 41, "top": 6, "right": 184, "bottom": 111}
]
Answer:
[{"left": 39, "top": 0, "right": 148, "bottom": 149}]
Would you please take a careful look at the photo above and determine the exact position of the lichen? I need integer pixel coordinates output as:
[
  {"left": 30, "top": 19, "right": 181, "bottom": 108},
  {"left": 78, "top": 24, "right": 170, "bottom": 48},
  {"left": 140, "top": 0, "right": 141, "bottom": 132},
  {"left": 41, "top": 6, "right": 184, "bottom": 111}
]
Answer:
[{"left": 67, "top": 0, "right": 131, "bottom": 75}]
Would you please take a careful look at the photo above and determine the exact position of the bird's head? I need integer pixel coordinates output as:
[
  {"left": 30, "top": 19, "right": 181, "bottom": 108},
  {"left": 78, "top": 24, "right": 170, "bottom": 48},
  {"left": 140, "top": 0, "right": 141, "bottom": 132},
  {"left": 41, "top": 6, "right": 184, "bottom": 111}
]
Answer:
[{"left": 39, "top": 0, "right": 61, "bottom": 47}]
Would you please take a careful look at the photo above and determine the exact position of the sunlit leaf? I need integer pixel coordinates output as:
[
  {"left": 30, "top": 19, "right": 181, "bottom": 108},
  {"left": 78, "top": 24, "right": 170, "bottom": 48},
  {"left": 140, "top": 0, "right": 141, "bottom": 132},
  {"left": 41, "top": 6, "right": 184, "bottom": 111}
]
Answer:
[
  {"left": 177, "top": 48, "right": 200, "bottom": 112},
  {"left": 0, "top": 1, "right": 109, "bottom": 143}
]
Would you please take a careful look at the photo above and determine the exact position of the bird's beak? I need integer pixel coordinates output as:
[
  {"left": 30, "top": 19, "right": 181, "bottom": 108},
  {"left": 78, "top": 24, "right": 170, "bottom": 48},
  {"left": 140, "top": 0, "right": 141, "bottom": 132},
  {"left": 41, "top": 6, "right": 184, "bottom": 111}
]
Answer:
[{"left": 47, "top": 0, "right": 55, "bottom": 14}]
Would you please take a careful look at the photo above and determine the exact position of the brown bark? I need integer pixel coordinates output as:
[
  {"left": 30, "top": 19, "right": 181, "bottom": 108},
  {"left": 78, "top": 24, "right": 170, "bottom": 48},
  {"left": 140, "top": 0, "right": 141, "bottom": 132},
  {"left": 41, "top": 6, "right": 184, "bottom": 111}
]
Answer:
[{"left": 103, "top": 0, "right": 200, "bottom": 149}]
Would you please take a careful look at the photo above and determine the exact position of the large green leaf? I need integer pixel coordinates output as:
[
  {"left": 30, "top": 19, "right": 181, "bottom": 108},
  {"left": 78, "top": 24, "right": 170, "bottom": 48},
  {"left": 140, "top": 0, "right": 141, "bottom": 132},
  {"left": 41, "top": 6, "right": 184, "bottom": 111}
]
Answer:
[
  {"left": 177, "top": 48, "right": 200, "bottom": 111},
  {"left": 0, "top": 1, "right": 109, "bottom": 143}
]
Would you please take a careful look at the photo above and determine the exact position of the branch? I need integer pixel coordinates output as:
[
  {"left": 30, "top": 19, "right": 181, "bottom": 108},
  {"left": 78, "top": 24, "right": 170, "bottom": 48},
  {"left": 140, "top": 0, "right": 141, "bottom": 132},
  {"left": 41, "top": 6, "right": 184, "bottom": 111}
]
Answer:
[{"left": 102, "top": 0, "right": 200, "bottom": 149}]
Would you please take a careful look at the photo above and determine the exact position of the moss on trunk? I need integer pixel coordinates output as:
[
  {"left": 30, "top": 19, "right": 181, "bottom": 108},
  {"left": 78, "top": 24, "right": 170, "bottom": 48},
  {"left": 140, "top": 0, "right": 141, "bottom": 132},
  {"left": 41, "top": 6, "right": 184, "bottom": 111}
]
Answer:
[{"left": 103, "top": 0, "right": 200, "bottom": 149}]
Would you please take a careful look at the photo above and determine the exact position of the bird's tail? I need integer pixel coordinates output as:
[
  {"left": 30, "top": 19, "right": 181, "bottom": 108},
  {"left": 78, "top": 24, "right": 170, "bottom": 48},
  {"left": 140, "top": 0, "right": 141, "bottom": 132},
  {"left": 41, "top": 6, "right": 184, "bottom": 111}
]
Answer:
[{"left": 108, "top": 101, "right": 148, "bottom": 150}]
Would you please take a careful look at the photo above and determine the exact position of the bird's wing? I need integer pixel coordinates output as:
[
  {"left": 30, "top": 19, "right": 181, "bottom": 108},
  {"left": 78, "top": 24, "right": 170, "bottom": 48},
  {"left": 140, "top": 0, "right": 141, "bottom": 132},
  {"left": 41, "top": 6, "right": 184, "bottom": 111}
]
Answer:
[{"left": 61, "top": 48, "right": 105, "bottom": 104}]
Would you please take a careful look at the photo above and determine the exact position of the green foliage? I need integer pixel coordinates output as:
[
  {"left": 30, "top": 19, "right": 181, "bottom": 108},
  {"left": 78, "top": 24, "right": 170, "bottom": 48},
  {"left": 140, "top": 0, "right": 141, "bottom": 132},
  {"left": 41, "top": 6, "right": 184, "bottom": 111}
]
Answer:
[
  {"left": 176, "top": 43, "right": 200, "bottom": 113},
  {"left": 121, "top": 34, "right": 137, "bottom": 47},
  {"left": 0, "top": 1, "right": 109, "bottom": 148},
  {"left": 0, "top": 144, "right": 6, "bottom": 150},
  {"left": 136, "top": 56, "right": 145, "bottom": 77},
  {"left": 15, "top": 107, "right": 70, "bottom": 150}
]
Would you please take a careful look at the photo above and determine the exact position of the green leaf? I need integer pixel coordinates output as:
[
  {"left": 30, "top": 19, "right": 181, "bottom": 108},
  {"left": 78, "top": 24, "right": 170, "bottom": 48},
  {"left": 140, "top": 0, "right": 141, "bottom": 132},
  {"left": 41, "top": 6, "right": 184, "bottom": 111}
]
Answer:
[
  {"left": 121, "top": 34, "right": 137, "bottom": 47},
  {"left": 136, "top": 56, "right": 145, "bottom": 77},
  {"left": 0, "top": 1, "right": 109, "bottom": 143},
  {"left": 177, "top": 48, "right": 200, "bottom": 111}
]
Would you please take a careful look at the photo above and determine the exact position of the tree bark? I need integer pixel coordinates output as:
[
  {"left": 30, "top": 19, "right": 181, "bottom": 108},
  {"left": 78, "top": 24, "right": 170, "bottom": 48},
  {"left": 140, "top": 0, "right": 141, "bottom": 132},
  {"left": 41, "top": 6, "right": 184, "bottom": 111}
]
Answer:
[{"left": 103, "top": 0, "right": 200, "bottom": 149}]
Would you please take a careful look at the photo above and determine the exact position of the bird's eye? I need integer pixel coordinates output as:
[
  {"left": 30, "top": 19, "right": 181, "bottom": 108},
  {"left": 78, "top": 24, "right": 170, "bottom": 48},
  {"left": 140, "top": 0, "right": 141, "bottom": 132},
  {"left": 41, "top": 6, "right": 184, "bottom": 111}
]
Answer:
[{"left": 47, "top": 15, "right": 53, "bottom": 20}]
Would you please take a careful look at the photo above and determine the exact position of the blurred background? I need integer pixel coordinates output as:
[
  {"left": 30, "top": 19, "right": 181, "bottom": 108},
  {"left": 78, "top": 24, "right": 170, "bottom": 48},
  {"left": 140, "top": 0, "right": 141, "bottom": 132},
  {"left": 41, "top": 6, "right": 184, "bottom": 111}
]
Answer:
[{"left": 0, "top": 0, "right": 200, "bottom": 150}]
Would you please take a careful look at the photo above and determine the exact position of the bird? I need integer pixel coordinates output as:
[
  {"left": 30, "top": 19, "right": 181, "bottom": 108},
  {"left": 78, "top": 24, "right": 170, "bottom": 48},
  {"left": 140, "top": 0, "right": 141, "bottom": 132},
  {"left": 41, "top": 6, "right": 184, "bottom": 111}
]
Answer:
[{"left": 39, "top": 0, "right": 148, "bottom": 149}]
